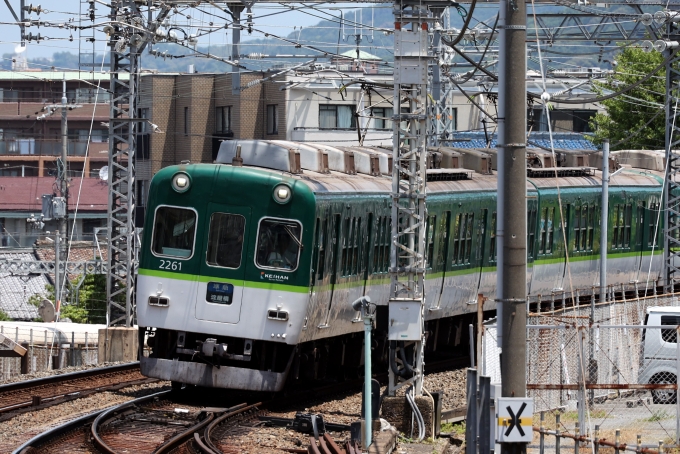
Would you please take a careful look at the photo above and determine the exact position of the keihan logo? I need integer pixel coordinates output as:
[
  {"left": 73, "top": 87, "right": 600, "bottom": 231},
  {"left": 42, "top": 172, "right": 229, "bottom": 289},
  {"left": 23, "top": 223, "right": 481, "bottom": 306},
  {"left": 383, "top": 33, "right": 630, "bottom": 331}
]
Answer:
[{"left": 261, "top": 272, "right": 289, "bottom": 281}]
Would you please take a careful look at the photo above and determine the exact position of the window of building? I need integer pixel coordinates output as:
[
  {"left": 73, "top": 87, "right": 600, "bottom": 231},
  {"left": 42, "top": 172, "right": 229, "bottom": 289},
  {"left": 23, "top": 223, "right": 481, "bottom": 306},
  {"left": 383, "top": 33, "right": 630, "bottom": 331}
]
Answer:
[
  {"left": 255, "top": 218, "right": 302, "bottom": 271},
  {"left": 319, "top": 105, "right": 356, "bottom": 129},
  {"left": 137, "top": 108, "right": 149, "bottom": 134},
  {"left": 151, "top": 206, "right": 197, "bottom": 258},
  {"left": 267, "top": 104, "right": 278, "bottom": 134},
  {"left": 216, "top": 106, "right": 232, "bottom": 133},
  {"left": 136, "top": 180, "right": 147, "bottom": 207},
  {"left": 371, "top": 107, "right": 393, "bottom": 130},
  {"left": 184, "top": 106, "right": 190, "bottom": 136},
  {"left": 206, "top": 213, "right": 246, "bottom": 269}
]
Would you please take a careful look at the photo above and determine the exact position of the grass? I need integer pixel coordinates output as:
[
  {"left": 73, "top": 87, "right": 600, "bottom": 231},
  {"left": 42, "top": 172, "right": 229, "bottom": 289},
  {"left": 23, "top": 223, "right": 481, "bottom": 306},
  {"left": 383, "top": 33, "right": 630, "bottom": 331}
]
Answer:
[
  {"left": 441, "top": 421, "right": 465, "bottom": 436},
  {"left": 645, "top": 410, "right": 673, "bottom": 422}
]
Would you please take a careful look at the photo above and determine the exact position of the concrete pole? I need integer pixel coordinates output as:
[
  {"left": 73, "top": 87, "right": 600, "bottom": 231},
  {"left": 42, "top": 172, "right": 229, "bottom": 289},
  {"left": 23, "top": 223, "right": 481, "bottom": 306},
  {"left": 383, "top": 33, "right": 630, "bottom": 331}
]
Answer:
[
  {"left": 230, "top": 5, "right": 243, "bottom": 95},
  {"left": 55, "top": 231, "right": 61, "bottom": 319},
  {"left": 61, "top": 74, "right": 68, "bottom": 238},
  {"left": 600, "top": 140, "right": 609, "bottom": 306},
  {"left": 497, "top": 0, "right": 527, "bottom": 448}
]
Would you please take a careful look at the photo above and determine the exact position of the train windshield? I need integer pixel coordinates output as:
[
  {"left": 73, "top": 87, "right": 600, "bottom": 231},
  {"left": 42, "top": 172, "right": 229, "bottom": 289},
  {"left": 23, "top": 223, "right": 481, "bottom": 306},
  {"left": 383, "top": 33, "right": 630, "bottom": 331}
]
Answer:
[
  {"left": 152, "top": 206, "right": 197, "bottom": 258},
  {"left": 256, "top": 218, "right": 302, "bottom": 271},
  {"left": 206, "top": 213, "right": 246, "bottom": 268}
]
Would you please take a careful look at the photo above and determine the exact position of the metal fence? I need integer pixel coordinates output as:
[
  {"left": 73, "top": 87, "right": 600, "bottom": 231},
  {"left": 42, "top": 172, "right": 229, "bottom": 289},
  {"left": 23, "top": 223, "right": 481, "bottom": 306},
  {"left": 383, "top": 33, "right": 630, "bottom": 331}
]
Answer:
[
  {"left": 526, "top": 293, "right": 680, "bottom": 452},
  {"left": 0, "top": 325, "right": 99, "bottom": 380}
]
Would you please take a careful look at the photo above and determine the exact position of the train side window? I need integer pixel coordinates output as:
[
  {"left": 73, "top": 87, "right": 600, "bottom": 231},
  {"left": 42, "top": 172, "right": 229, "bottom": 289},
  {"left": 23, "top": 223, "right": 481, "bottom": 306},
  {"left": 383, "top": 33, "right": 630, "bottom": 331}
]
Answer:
[
  {"left": 427, "top": 215, "right": 436, "bottom": 269},
  {"left": 588, "top": 205, "right": 596, "bottom": 250},
  {"left": 452, "top": 214, "right": 462, "bottom": 264},
  {"left": 341, "top": 217, "right": 350, "bottom": 276},
  {"left": 539, "top": 208, "right": 547, "bottom": 254},
  {"left": 255, "top": 218, "right": 302, "bottom": 271},
  {"left": 316, "top": 219, "right": 327, "bottom": 281},
  {"left": 489, "top": 211, "right": 497, "bottom": 262},
  {"left": 574, "top": 206, "right": 585, "bottom": 251},
  {"left": 152, "top": 206, "right": 197, "bottom": 259},
  {"left": 383, "top": 217, "right": 391, "bottom": 273},
  {"left": 206, "top": 213, "right": 246, "bottom": 268},
  {"left": 546, "top": 207, "right": 554, "bottom": 254},
  {"left": 527, "top": 207, "right": 537, "bottom": 258},
  {"left": 649, "top": 202, "right": 660, "bottom": 248},
  {"left": 623, "top": 203, "right": 632, "bottom": 248},
  {"left": 352, "top": 218, "right": 361, "bottom": 275},
  {"left": 612, "top": 205, "right": 621, "bottom": 249}
]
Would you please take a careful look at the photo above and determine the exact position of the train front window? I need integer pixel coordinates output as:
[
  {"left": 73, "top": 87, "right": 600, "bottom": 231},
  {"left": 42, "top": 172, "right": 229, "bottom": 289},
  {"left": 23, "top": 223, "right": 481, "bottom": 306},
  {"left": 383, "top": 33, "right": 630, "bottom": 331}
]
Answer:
[
  {"left": 206, "top": 213, "right": 246, "bottom": 268},
  {"left": 256, "top": 218, "right": 302, "bottom": 271},
  {"left": 152, "top": 206, "right": 197, "bottom": 258}
]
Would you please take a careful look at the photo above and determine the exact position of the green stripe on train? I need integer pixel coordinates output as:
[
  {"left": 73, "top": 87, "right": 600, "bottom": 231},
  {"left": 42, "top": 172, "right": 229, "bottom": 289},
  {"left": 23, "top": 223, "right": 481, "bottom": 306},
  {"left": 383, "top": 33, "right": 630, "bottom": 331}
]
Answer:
[{"left": 138, "top": 268, "right": 310, "bottom": 293}]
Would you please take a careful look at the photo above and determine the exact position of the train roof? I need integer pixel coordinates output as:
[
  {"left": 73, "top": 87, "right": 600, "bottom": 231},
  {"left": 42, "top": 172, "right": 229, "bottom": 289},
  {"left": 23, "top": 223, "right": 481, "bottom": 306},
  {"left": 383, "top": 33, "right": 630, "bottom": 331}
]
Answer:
[{"left": 214, "top": 140, "right": 664, "bottom": 195}]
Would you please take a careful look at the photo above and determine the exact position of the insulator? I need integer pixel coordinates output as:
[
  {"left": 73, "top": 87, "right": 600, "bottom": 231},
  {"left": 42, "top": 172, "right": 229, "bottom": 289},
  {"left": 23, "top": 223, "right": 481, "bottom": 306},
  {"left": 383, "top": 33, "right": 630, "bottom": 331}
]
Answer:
[{"left": 248, "top": 53, "right": 264, "bottom": 59}]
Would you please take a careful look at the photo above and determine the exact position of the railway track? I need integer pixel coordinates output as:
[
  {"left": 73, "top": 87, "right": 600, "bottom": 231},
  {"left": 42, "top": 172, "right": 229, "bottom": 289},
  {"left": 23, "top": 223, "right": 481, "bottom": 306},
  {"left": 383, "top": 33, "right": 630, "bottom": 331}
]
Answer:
[
  {"left": 14, "top": 357, "right": 469, "bottom": 453},
  {"left": 0, "top": 362, "right": 156, "bottom": 421}
]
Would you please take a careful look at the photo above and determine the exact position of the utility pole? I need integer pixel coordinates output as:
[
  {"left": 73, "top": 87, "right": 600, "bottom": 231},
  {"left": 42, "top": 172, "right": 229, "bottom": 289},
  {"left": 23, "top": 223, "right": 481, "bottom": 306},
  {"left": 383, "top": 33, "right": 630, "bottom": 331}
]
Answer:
[
  {"left": 497, "top": 0, "right": 527, "bottom": 448},
  {"left": 60, "top": 73, "right": 68, "bottom": 238}
]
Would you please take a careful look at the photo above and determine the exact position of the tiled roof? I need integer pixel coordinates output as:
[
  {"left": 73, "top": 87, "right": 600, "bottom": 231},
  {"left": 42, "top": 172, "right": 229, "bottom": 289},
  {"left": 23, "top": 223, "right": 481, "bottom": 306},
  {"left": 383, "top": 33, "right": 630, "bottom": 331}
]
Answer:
[
  {"left": 34, "top": 241, "right": 106, "bottom": 263},
  {"left": 0, "top": 251, "right": 46, "bottom": 320},
  {"left": 447, "top": 132, "right": 598, "bottom": 151},
  {"left": 0, "top": 177, "right": 108, "bottom": 212}
]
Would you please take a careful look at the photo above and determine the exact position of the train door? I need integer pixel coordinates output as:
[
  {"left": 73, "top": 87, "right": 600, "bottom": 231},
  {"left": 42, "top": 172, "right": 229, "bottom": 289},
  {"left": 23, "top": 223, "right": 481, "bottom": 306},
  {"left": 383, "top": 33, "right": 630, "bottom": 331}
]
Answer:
[
  {"left": 474, "top": 209, "right": 488, "bottom": 291},
  {"left": 526, "top": 199, "right": 538, "bottom": 290},
  {"left": 635, "top": 201, "right": 646, "bottom": 276},
  {"left": 194, "top": 203, "right": 251, "bottom": 324}
]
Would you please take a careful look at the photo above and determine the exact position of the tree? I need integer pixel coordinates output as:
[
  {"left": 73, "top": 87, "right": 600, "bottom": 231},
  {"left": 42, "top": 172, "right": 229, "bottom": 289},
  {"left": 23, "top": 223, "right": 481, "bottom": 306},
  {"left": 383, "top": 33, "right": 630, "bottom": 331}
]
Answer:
[
  {"left": 589, "top": 47, "right": 667, "bottom": 150},
  {"left": 27, "top": 274, "right": 107, "bottom": 324}
]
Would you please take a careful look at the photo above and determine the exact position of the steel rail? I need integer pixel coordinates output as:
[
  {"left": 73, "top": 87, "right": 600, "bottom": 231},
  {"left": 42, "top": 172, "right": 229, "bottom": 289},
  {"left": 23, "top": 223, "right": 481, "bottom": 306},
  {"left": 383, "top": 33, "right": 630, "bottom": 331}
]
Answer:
[
  {"left": 153, "top": 411, "right": 216, "bottom": 454},
  {"left": 202, "top": 402, "right": 260, "bottom": 453},
  {"left": 90, "top": 390, "right": 172, "bottom": 454},
  {"left": 0, "top": 361, "right": 139, "bottom": 394},
  {"left": 13, "top": 389, "right": 170, "bottom": 454}
]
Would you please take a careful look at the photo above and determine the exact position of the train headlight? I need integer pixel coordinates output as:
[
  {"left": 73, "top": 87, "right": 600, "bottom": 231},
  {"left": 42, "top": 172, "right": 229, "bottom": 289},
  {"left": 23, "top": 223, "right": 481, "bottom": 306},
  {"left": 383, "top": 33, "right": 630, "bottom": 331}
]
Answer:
[
  {"left": 172, "top": 172, "right": 191, "bottom": 193},
  {"left": 273, "top": 184, "right": 292, "bottom": 204}
]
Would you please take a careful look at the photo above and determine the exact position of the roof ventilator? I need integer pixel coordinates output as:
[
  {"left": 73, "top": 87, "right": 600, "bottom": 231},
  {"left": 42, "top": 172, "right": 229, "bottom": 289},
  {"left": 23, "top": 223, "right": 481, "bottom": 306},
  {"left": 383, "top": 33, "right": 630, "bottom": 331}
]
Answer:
[
  {"left": 426, "top": 169, "right": 473, "bottom": 181},
  {"left": 527, "top": 167, "right": 596, "bottom": 178}
]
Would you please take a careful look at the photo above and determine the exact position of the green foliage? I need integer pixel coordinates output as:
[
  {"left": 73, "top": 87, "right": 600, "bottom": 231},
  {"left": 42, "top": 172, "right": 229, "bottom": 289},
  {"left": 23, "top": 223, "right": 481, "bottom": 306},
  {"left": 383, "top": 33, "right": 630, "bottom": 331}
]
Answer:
[
  {"left": 0, "top": 310, "right": 11, "bottom": 322},
  {"left": 27, "top": 276, "right": 107, "bottom": 324},
  {"left": 589, "top": 47, "right": 667, "bottom": 150},
  {"left": 441, "top": 421, "right": 466, "bottom": 436}
]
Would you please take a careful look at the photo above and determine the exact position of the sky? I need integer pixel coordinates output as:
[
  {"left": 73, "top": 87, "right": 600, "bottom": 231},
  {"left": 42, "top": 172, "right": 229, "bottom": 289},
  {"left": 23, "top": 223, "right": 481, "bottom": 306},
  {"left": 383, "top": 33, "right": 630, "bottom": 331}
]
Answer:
[{"left": 0, "top": 0, "right": 382, "bottom": 64}]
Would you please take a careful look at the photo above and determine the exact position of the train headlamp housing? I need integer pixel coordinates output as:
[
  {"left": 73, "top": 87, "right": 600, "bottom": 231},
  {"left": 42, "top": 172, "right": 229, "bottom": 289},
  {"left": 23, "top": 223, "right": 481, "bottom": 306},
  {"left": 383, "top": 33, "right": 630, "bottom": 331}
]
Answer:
[
  {"left": 273, "top": 184, "right": 292, "bottom": 204},
  {"left": 172, "top": 172, "right": 191, "bottom": 193}
]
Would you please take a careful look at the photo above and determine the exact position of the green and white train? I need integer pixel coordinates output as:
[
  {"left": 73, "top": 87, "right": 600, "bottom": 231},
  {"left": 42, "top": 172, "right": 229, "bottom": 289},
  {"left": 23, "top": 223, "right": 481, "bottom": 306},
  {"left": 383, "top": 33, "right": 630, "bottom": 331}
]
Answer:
[{"left": 137, "top": 140, "right": 664, "bottom": 391}]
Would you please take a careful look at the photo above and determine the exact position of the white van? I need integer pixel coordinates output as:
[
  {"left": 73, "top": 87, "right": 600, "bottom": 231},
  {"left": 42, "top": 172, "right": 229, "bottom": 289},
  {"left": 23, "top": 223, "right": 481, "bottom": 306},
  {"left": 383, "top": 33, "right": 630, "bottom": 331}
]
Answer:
[{"left": 639, "top": 306, "right": 680, "bottom": 404}]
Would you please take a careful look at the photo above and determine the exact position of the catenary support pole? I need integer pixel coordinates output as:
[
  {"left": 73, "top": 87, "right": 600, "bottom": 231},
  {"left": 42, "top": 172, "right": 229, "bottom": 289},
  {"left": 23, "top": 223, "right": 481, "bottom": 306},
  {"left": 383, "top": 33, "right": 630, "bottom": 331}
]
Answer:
[
  {"left": 230, "top": 4, "right": 243, "bottom": 94},
  {"left": 600, "top": 139, "right": 609, "bottom": 307},
  {"left": 497, "top": 0, "right": 527, "bottom": 448},
  {"left": 55, "top": 231, "right": 61, "bottom": 319},
  {"left": 61, "top": 74, "right": 68, "bottom": 238}
]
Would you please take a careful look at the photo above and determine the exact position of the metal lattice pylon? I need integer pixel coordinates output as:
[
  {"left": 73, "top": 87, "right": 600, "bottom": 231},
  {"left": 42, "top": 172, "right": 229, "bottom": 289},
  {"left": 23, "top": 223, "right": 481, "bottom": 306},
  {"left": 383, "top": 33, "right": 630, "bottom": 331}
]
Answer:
[
  {"left": 388, "top": 2, "right": 441, "bottom": 397},
  {"left": 664, "top": 37, "right": 680, "bottom": 293},
  {"left": 106, "top": 1, "right": 169, "bottom": 327}
]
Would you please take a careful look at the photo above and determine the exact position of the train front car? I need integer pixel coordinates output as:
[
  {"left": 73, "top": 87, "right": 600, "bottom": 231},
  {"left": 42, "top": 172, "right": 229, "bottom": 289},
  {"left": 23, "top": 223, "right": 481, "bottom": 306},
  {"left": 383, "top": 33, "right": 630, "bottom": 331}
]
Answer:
[{"left": 137, "top": 163, "right": 315, "bottom": 391}]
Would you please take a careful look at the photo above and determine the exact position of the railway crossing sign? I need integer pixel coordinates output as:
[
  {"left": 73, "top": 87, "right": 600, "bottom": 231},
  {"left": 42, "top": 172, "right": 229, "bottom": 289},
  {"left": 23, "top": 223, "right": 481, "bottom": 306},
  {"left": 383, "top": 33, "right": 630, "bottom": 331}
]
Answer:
[{"left": 496, "top": 398, "right": 534, "bottom": 443}]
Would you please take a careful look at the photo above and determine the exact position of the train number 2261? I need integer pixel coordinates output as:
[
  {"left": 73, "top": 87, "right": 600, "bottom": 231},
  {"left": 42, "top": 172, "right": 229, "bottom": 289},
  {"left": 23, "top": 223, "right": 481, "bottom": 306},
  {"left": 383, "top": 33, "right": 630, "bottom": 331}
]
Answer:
[{"left": 159, "top": 260, "right": 182, "bottom": 271}]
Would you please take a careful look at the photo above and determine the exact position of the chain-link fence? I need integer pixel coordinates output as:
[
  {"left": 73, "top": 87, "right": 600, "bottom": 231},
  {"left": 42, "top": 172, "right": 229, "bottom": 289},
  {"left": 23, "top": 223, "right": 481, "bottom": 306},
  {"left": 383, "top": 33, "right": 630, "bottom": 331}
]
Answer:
[
  {"left": 526, "top": 293, "right": 680, "bottom": 451},
  {"left": 0, "top": 324, "right": 99, "bottom": 380}
]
